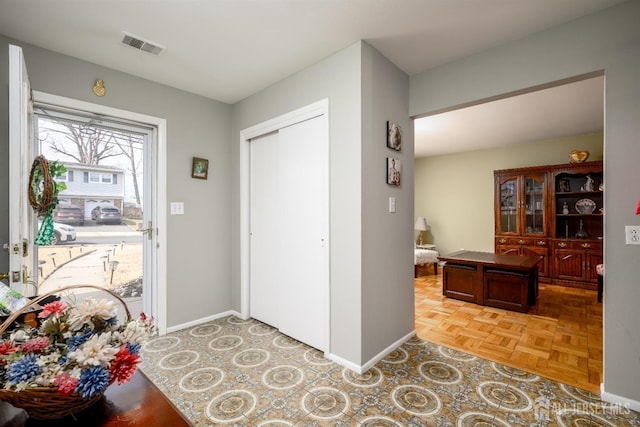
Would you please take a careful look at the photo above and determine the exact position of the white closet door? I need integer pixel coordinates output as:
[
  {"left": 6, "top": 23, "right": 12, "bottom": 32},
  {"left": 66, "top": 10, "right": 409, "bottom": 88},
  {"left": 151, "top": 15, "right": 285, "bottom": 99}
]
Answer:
[
  {"left": 277, "top": 116, "right": 327, "bottom": 351},
  {"left": 249, "top": 115, "right": 327, "bottom": 351},
  {"left": 250, "top": 131, "right": 281, "bottom": 328}
]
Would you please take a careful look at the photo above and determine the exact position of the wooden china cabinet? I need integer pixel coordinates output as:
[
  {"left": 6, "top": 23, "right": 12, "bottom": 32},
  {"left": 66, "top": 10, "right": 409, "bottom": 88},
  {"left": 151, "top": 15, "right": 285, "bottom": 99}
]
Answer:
[
  {"left": 495, "top": 166, "right": 550, "bottom": 278},
  {"left": 550, "top": 161, "right": 603, "bottom": 287},
  {"left": 494, "top": 160, "right": 603, "bottom": 289}
]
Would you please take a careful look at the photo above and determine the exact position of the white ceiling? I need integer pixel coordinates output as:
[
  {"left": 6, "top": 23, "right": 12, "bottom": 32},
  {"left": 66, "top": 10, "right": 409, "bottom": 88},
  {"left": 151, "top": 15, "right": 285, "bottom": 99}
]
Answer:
[
  {"left": 415, "top": 75, "right": 604, "bottom": 157},
  {"left": 0, "top": 0, "right": 617, "bottom": 155}
]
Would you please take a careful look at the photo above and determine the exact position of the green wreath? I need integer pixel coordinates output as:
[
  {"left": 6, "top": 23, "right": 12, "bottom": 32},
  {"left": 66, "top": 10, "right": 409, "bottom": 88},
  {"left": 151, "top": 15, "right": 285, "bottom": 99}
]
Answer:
[{"left": 28, "top": 155, "right": 67, "bottom": 245}]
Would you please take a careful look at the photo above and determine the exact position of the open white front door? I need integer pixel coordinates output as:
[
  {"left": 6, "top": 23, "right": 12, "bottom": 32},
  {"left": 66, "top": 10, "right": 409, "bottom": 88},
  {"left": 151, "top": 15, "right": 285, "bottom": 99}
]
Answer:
[{"left": 8, "top": 44, "right": 38, "bottom": 295}]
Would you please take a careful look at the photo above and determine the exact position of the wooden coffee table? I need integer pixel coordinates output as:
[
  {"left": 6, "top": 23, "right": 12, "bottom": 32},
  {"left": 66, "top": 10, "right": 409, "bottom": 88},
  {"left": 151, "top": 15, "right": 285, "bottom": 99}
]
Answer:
[{"left": 439, "top": 250, "right": 542, "bottom": 313}]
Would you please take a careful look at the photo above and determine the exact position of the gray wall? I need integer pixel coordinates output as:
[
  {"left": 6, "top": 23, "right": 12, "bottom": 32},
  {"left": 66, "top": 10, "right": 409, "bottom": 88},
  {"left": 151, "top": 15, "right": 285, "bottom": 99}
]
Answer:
[
  {"left": 361, "top": 43, "right": 414, "bottom": 362},
  {"left": 232, "top": 41, "right": 414, "bottom": 366},
  {"left": 0, "top": 35, "right": 233, "bottom": 328},
  {"left": 232, "top": 41, "right": 364, "bottom": 364},
  {"left": 410, "top": 0, "right": 640, "bottom": 404}
]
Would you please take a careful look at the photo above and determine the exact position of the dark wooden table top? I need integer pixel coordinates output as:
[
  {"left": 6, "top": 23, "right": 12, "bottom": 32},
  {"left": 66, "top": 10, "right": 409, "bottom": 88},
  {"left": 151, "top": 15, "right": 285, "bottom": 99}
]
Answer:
[
  {"left": 0, "top": 370, "right": 192, "bottom": 427},
  {"left": 438, "top": 250, "right": 542, "bottom": 270}
]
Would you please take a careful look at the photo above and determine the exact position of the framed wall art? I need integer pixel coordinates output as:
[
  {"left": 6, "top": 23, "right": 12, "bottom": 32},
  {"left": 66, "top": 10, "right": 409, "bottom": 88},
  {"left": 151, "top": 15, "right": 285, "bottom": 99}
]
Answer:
[
  {"left": 191, "top": 157, "right": 209, "bottom": 180},
  {"left": 387, "top": 157, "right": 401, "bottom": 186},
  {"left": 387, "top": 121, "right": 402, "bottom": 151}
]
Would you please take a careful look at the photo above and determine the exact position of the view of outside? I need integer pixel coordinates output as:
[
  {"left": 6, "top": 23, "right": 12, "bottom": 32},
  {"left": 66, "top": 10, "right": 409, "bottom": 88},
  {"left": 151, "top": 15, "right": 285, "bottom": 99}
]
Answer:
[{"left": 34, "top": 110, "right": 145, "bottom": 315}]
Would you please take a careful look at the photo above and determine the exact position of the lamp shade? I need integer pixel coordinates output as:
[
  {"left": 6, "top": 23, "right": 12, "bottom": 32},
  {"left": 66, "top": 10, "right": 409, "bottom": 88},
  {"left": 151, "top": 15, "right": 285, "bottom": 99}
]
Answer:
[{"left": 414, "top": 217, "right": 429, "bottom": 231}]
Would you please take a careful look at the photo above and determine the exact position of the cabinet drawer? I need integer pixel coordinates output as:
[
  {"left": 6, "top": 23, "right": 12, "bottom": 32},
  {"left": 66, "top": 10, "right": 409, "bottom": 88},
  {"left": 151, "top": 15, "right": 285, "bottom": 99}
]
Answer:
[
  {"left": 496, "top": 237, "right": 548, "bottom": 246},
  {"left": 553, "top": 240, "right": 602, "bottom": 251},
  {"left": 443, "top": 264, "right": 480, "bottom": 304},
  {"left": 496, "top": 238, "right": 549, "bottom": 278}
]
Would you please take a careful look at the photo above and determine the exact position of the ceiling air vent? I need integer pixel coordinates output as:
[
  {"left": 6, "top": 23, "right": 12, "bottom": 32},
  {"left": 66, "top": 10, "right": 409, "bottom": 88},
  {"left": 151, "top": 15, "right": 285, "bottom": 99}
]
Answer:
[{"left": 121, "top": 32, "right": 165, "bottom": 55}]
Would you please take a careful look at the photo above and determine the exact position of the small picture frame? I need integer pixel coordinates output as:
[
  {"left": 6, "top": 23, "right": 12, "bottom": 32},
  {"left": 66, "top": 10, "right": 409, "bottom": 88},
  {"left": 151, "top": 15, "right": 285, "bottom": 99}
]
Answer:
[
  {"left": 191, "top": 157, "right": 209, "bottom": 180},
  {"left": 558, "top": 178, "right": 571, "bottom": 192},
  {"left": 387, "top": 157, "right": 401, "bottom": 186},
  {"left": 387, "top": 121, "right": 402, "bottom": 151}
]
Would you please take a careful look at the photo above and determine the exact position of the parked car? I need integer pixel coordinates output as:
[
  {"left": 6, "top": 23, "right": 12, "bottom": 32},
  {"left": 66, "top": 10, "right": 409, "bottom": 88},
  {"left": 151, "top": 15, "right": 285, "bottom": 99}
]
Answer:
[
  {"left": 91, "top": 205, "right": 122, "bottom": 225},
  {"left": 52, "top": 206, "right": 84, "bottom": 226},
  {"left": 37, "top": 221, "right": 76, "bottom": 245}
]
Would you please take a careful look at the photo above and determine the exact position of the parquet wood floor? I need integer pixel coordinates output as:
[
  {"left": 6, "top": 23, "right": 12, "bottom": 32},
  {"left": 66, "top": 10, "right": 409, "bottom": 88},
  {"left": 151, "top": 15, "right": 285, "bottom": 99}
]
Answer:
[{"left": 414, "top": 268, "right": 603, "bottom": 393}]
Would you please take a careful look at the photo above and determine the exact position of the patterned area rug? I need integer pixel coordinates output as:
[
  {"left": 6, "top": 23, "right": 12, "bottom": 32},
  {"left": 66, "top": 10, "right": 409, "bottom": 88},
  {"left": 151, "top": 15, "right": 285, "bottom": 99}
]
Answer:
[{"left": 140, "top": 316, "right": 639, "bottom": 426}]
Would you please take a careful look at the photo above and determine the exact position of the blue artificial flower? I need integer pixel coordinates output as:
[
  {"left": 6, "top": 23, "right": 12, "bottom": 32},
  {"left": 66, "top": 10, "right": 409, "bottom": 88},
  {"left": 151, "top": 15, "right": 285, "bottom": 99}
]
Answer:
[
  {"left": 75, "top": 366, "right": 110, "bottom": 399},
  {"left": 126, "top": 343, "right": 141, "bottom": 355},
  {"left": 6, "top": 354, "right": 42, "bottom": 385},
  {"left": 67, "top": 331, "right": 92, "bottom": 351},
  {"left": 57, "top": 331, "right": 91, "bottom": 366}
]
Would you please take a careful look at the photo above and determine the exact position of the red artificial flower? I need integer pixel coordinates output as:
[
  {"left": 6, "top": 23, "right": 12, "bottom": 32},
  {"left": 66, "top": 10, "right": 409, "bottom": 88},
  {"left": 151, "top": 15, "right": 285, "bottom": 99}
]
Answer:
[
  {"left": 110, "top": 344, "right": 141, "bottom": 385},
  {"left": 0, "top": 340, "right": 18, "bottom": 365},
  {"left": 54, "top": 372, "right": 79, "bottom": 396},
  {"left": 636, "top": 197, "right": 640, "bottom": 215},
  {"left": 139, "top": 312, "right": 155, "bottom": 329},
  {"left": 0, "top": 340, "right": 18, "bottom": 355},
  {"left": 20, "top": 336, "right": 50, "bottom": 354},
  {"left": 38, "top": 300, "right": 68, "bottom": 319}
]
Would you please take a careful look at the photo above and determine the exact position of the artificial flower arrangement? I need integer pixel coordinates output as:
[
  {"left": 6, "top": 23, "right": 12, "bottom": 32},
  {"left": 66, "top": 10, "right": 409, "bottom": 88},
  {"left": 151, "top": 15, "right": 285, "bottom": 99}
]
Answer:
[{"left": 0, "top": 293, "right": 154, "bottom": 418}]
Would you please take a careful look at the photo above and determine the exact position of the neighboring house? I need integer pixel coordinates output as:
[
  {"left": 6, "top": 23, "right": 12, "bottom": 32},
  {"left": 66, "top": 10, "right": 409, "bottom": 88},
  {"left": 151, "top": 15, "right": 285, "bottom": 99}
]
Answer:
[{"left": 56, "top": 162, "right": 125, "bottom": 218}]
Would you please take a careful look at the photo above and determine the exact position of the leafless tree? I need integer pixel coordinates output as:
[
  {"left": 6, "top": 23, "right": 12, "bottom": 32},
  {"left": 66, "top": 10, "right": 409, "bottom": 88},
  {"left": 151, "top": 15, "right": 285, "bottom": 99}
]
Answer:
[
  {"left": 113, "top": 135, "right": 144, "bottom": 205},
  {"left": 38, "top": 117, "right": 121, "bottom": 165},
  {"left": 39, "top": 116, "right": 144, "bottom": 205}
]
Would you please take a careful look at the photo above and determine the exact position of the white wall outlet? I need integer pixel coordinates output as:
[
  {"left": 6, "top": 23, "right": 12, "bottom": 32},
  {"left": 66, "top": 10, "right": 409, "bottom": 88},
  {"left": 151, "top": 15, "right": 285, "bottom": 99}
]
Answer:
[
  {"left": 625, "top": 225, "right": 640, "bottom": 245},
  {"left": 388, "top": 197, "right": 396, "bottom": 213}
]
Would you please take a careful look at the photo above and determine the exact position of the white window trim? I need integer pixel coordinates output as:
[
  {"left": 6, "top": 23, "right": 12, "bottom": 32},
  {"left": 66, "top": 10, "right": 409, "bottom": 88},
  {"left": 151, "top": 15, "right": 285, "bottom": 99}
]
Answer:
[{"left": 101, "top": 173, "right": 113, "bottom": 184}]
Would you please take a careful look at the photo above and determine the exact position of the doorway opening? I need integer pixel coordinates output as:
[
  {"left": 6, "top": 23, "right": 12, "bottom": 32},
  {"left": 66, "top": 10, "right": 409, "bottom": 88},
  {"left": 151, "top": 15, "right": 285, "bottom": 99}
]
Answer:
[
  {"left": 31, "top": 99, "right": 164, "bottom": 329},
  {"left": 412, "top": 73, "right": 605, "bottom": 392}
]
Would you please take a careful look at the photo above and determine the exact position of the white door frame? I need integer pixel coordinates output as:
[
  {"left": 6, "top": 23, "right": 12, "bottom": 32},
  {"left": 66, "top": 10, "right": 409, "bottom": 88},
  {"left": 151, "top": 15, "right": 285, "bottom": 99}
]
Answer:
[
  {"left": 33, "top": 91, "right": 168, "bottom": 335},
  {"left": 239, "top": 98, "right": 330, "bottom": 351}
]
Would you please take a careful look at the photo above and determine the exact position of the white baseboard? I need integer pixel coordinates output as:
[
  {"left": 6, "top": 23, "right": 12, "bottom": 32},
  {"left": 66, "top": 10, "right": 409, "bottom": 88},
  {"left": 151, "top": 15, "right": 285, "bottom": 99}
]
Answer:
[
  {"left": 326, "top": 330, "right": 415, "bottom": 374},
  {"left": 600, "top": 384, "right": 640, "bottom": 414},
  {"left": 326, "top": 352, "right": 363, "bottom": 373},
  {"left": 165, "top": 310, "right": 243, "bottom": 334}
]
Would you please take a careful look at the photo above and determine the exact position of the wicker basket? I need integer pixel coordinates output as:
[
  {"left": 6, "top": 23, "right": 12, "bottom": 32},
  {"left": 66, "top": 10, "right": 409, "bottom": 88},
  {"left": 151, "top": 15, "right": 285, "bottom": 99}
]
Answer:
[{"left": 0, "top": 284, "right": 132, "bottom": 420}]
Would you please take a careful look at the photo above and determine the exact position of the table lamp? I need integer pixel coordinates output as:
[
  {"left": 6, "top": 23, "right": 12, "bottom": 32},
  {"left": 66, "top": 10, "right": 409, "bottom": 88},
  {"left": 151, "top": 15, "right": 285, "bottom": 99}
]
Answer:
[{"left": 414, "top": 217, "right": 429, "bottom": 245}]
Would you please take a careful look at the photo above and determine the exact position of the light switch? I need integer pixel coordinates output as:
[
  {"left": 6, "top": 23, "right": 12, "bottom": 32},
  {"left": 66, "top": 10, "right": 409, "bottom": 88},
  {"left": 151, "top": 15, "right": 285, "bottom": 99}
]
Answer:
[
  {"left": 389, "top": 197, "right": 396, "bottom": 213},
  {"left": 170, "top": 202, "right": 184, "bottom": 215}
]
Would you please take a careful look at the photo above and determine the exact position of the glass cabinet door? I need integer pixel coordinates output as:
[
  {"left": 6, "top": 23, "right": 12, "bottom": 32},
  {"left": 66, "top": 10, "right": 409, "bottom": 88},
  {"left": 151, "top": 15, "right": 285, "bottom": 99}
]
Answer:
[
  {"left": 524, "top": 175, "right": 545, "bottom": 235},
  {"left": 499, "top": 177, "right": 518, "bottom": 234}
]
